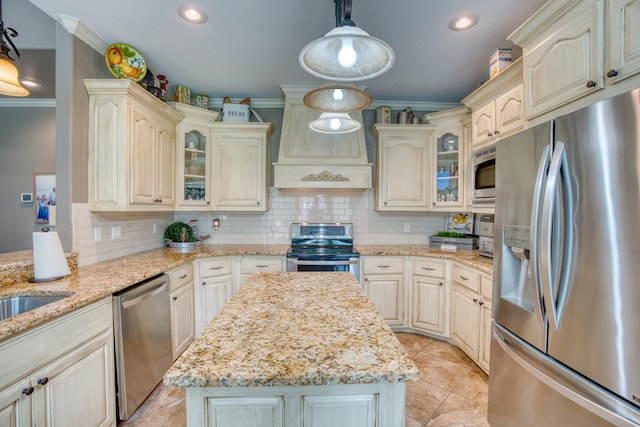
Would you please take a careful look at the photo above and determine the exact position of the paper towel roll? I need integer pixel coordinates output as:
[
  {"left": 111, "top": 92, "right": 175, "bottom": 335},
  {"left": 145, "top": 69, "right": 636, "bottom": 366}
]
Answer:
[{"left": 32, "top": 231, "right": 70, "bottom": 282}]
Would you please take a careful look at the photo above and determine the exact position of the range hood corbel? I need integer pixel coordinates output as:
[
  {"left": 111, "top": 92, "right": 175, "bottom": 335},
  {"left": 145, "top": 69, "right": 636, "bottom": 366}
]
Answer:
[{"left": 273, "top": 85, "right": 372, "bottom": 189}]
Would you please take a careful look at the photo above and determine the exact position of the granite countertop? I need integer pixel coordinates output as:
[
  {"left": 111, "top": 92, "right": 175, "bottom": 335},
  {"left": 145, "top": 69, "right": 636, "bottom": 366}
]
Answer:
[
  {"left": 163, "top": 272, "right": 420, "bottom": 388},
  {"left": 0, "top": 243, "right": 491, "bottom": 343}
]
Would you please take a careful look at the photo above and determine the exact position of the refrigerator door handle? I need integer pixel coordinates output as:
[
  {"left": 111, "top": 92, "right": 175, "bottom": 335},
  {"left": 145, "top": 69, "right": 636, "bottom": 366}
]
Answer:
[
  {"left": 539, "top": 141, "right": 574, "bottom": 330},
  {"left": 529, "top": 144, "right": 551, "bottom": 326},
  {"left": 493, "top": 326, "right": 640, "bottom": 427}
]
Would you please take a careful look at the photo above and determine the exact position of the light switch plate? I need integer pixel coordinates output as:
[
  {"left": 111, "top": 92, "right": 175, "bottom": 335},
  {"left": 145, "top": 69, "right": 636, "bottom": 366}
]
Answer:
[{"left": 111, "top": 226, "right": 121, "bottom": 240}]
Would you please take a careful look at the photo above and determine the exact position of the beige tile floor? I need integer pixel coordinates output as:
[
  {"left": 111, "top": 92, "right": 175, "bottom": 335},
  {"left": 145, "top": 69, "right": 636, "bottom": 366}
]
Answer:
[{"left": 119, "top": 332, "right": 490, "bottom": 427}]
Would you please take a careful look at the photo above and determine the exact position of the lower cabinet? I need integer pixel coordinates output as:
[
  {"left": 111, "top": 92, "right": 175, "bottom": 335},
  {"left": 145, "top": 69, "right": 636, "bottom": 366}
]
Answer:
[
  {"left": 411, "top": 258, "right": 448, "bottom": 337},
  {"left": 450, "top": 263, "right": 493, "bottom": 373},
  {"left": 361, "top": 257, "right": 405, "bottom": 326},
  {"left": 0, "top": 298, "right": 115, "bottom": 427},
  {"left": 195, "top": 257, "right": 233, "bottom": 336},
  {"left": 237, "top": 256, "right": 285, "bottom": 294},
  {"left": 169, "top": 263, "right": 195, "bottom": 359}
]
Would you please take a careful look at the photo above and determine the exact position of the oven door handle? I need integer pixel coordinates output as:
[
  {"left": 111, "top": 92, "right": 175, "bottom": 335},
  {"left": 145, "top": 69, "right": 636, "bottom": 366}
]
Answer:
[{"left": 287, "top": 259, "right": 360, "bottom": 266}]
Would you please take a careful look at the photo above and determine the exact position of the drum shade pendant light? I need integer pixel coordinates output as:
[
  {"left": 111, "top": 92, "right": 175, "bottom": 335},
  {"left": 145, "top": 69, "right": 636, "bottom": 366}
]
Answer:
[
  {"left": 303, "top": 82, "right": 371, "bottom": 112},
  {"left": 309, "top": 112, "right": 361, "bottom": 134},
  {"left": 0, "top": 0, "right": 29, "bottom": 97},
  {"left": 299, "top": 0, "right": 395, "bottom": 82}
]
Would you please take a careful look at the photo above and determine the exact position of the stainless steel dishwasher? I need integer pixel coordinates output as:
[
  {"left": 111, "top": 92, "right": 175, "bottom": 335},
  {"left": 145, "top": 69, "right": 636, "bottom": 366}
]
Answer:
[{"left": 113, "top": 273, "right": 172, "bottom": 420}]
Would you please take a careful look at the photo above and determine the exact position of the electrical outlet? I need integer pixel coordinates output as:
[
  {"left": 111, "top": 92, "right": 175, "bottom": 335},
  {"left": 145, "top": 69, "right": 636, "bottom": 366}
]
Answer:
[
  {"left": 153, "top": 224, "right": 157, "bottom": 234},
  {"left": 94, "top": 227, "right": 102, "bottom": 243},
  {"left": 111, "top": 226, "right": 121, "bottom": 240},
  {"left": 404, "top": 223, "right": 411, "bottom": 233}
]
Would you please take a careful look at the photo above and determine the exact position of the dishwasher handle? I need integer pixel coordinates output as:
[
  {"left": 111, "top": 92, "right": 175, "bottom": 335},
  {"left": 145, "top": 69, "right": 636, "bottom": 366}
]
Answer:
[{"left": 120, "top": 280, "right": 168, "bottom": 309}]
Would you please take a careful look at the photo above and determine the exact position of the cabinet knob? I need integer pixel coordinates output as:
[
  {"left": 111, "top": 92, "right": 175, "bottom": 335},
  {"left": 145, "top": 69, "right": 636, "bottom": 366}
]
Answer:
[
  {"left": 384, "top": 202, "right": 388, "bottom": 206},
  {"left": 256, "top": 201, "right": 260, "bottom": 206},
  {"left": 487, "top": 132, "right": 493, "bottom": 137},
  {"left": 154, "top": 198, "right": 163, "bottom": 203},
  {"left": 494, "top": 129, "right": 500, "bottom": 135},
  {"left": 206, "top": 201, "right": 210, "bottom": 205},
  {"left": 479, "top": 300, "right": 484, "bottom": 306},
  {"left": 37, "top": 377, "right": 49, "bottom": 386},
  {"left": 22, "top": 387, "right": 34, "bottom": 396},
  {"left": 172, "top": 296, "right": 178, "bottom": 301},
  {"left": 586, "top": 80, "right": 597, "bottom": 88},
  {"left": 473, "top": 298, "right": 479, "bottom": 303},
  {"left": 439, "top": 282, "right": 443, "bottom": 286},
  {"left": 606, "top": 69, "right": 619, "bottom": 78}
]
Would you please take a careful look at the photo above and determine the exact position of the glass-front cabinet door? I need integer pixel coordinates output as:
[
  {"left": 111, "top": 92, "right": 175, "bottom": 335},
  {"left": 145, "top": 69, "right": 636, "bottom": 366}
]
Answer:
[
  {"left": 177, "top": 127, "right": 210, "bottom": 209},
  {"left": 432, "top": 131, "right": 464, "bottom": 210}
]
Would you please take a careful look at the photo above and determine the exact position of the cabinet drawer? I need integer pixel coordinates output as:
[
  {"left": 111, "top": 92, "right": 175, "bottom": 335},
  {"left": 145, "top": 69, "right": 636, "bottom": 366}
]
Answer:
[
  {"left": 413, "top": 258, "right": 445, "bottom": 278},
  {"left": 198, "top": 258, "right": 232, "bottom": 278},
  {"left": 241, "top": 257, "right": 284, "bottom": 274},
  {"left": 170, "top": 263, "right": 194, "bottom": 291},
  {"left": 452, "top": 264, "right": 481, "bottom": 293},
  {"left": 362, "top": 257, "right": 404, "bottom": 274},
  {"left": 481, "top": 273, "right": 493, "bottom": 301}
]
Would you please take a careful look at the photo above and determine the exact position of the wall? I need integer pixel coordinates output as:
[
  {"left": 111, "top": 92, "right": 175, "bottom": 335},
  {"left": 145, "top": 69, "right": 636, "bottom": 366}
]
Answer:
[{"left": 0, "top": 107, "right": 56, "bottom": 252}]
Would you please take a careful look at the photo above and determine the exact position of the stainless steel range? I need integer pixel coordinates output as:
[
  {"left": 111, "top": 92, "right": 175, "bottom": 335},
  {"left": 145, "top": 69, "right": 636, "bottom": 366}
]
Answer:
[{"left": 287, "top": 223, "right": 360, "bottom": 278}]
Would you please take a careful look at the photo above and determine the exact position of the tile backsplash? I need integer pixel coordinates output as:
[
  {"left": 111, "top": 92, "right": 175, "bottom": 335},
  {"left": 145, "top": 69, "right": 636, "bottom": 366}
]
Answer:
[{"left": 73, "top": 189, "right": 454, "bottom": 266}]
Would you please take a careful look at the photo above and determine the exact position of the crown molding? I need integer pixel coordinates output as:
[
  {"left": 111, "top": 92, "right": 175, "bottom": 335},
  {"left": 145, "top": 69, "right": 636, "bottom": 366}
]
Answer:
[{"left": 58, "top": 15, "right": 109, "bottom": 53}]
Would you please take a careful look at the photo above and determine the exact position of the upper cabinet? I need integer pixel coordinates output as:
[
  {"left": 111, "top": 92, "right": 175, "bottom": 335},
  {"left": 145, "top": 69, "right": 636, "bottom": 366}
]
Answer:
[
  {"left": 371, "top": 124, "right": 434, "bottom": 211},
  {"left": 509, "top": 0, "right": 640, "bottom": 120},
  {"left": 85, "top": 79, "right": 183, "bottom": 211},
  {"left": 423, "top": 107, "right": 470, "bottom": 211},
  {"left": 210, "top": 123, "right": 273, "bottom": 212},
  {"left": 462, "top": 58, "right": 524, "bottom": 148},
  {"left": 170, "top": 103, "right": 220, "bottom": 210}
]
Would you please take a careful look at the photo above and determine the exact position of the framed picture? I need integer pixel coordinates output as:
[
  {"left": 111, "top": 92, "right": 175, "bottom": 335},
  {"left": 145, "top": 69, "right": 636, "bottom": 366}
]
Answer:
[
  {"left": 445, "top": 212, "right": 474, "bottom": 234},
  {"left": 34, "top": 173, "right": 56, "bottom": 224}
]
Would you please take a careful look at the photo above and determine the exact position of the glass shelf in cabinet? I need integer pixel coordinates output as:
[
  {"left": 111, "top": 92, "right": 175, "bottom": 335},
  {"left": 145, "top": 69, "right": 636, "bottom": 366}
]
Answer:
[{"left": 185, "top": 147, "right": 206, "bottom": 154}]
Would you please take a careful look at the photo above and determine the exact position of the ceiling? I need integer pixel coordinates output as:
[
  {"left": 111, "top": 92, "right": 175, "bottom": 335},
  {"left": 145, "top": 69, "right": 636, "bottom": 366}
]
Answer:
[{"left": 5, "top": 0, "right": 547, "bottom": 106}]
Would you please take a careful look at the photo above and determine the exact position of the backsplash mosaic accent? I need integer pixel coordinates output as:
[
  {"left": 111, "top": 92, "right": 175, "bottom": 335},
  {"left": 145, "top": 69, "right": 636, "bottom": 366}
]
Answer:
[{"left": 73, "top": 189, "right": 454, "bottom": 266}]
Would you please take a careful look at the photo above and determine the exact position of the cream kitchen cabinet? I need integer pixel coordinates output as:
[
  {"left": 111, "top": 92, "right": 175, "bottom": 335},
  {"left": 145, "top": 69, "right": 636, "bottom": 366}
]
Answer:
[
  {"left": 450, "top": 263, "right": 493, "bottom": 373},
  {"left": 362, "top": 256, "right": 405, "bottom": 326},
  {"left": 411, "top": 258, "right": 449, "bottom": 337},
  {"left": 371, "top": 124, "right": 435, "bottom": 211},
  {"left": 169, "top": 263, "right": 195, "bottom": 359},
  {"left": 237, "top": 256, "right": 285, "bottom": 293},
  {"left": 194, "top": 257, "right": 234, "bottom": 336},
  {"left": 607, "top": 0, "right": 640, "bottom": 83},
  {"left": 462, "top": 58, "right": 524, "bottom": 148},
  {"left": 210, "top": 123, "right": 273, "bottom": 212},
  {"left": 423, "top": 107, "right": 470, "bottom": 210},
  {"left": 170, "top": 103, "right": 220, "bottom": 210},
  {"left": 84, "top": 79, "right": 183, "bottom": 211},
  {"left": 0, "top": 298, "right": 115, "bottom": 427}
]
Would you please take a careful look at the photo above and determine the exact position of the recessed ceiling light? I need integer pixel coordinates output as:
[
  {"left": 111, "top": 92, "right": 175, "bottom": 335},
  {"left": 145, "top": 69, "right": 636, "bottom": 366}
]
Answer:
[
  {"left": 178, "top": 6, "right": 208, "bottom": 24},
  {"left": 449, "top": 15, "right": 478, "bottom": 31},
  {"left": 20, "top": 79, "right": 42, "bottom": 88}
]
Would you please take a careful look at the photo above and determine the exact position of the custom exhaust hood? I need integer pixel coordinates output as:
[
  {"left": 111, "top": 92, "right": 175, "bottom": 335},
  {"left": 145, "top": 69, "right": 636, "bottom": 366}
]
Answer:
[{"left": 273, "top": 85, "right": 372, "bottom": 189}]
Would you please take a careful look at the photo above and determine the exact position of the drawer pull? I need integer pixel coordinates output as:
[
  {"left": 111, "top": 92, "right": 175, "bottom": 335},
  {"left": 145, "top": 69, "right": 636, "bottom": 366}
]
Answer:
[
  {"left": 460, "top": 275, "right": 469, "bottom": 280},
  {"left": 22, "top": 387, "right": 34, "bottom": 396},
  {"left": 377, "top": 265, "right": 391, "bottom": 268},
  {"left": 37, "top": 377, "right": 49, "bottom": 386},
  {"left": 179, "top": 274, "right": 188, "bottom": 279},
  {"left": 422, "top": 267, "right": 436, "bottom": 271},
  {"left": 255, "top": 265, "right": 269, "bottom": 268},
  {"left": 209, "top": 266, "right": 223, "bottom": 270}
]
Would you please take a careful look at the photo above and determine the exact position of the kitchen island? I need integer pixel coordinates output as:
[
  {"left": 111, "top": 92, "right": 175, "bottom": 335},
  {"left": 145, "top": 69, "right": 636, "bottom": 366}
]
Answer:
[{"left": 163, "top": 272, "right": 419, "bottom": 427}]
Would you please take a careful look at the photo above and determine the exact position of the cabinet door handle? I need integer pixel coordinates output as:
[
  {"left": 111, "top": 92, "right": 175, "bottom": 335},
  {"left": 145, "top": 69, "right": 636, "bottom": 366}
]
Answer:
[
  {"left": 487, "top": 132, "right": 493, "bottom": 137},
  {"left": 22, "top": 387, "right": 34, "bottom": 396},
  {"left": 37, "top": 377, "right": 49, "bottom": 386},
  {"left": 179, "top": 274, "right": 188, "bottom": 279},
  {"left": 606, "top": 69, "right": 618, "bottom": 78},
  {"left": 206, "top": 201, "right": 210, "bottom": 205},
  {"left": 256, "top": 201, "right": 260, "bottom": 205},
  {"left": 586, "top": 80, "right": 597, "bottom": 88}
]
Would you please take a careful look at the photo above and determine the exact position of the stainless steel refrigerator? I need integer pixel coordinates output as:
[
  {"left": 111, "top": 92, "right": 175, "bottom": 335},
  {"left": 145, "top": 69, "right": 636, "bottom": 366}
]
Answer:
[{"left": 489, "top": 88, "right": 640, "bottom": 426}]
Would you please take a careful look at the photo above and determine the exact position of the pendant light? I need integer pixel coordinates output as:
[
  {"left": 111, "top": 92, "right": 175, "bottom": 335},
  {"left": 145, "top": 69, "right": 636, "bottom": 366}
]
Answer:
[
  {"left": 299, "top": 0, "right": 395, "bottom": 82},
  {"left": 308, "top": 112, "right": 361, "bottom": 134},
  {"left": 303, "top": 82, "right": 371, "bottom": 112},
  {"left": 0, "top": 0, "right": 29, "bottom": 97}
]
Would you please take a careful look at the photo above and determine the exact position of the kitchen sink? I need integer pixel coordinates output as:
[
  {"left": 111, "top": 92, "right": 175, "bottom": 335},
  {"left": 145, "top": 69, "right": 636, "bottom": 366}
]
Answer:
[{"left": 0, "top": 294, "right": 72, "bottom": 321}]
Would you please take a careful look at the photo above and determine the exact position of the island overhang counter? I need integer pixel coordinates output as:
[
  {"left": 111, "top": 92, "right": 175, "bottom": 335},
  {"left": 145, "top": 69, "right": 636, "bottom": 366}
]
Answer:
[{"left": 163, "top": 272, "right": 419, "bottom": 427}]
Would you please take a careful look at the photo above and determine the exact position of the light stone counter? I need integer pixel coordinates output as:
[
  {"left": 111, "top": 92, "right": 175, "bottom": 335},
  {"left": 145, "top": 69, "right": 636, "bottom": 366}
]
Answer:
[{"left": 163, "top": 272, "right": 418, "bottom": 427}]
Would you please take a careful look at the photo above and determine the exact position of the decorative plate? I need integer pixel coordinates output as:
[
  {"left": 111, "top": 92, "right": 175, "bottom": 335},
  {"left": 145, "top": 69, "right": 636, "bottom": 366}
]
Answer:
[{"left": 104, "top": 43, "right": 147, "bottom": 82}]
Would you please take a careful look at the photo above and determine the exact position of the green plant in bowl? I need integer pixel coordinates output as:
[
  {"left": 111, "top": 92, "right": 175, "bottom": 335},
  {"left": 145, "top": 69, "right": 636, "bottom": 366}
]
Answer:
[
  {"left": 435, "top": 231, "right": 469, "bottom": 238},
  {"left": 164, "top": 222, "right": 198, "bottom": 243}
]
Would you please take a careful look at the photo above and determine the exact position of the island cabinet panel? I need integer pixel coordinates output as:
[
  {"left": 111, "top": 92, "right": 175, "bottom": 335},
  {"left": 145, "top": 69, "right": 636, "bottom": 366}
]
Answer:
[
  {"left": 205, "top": 396, "right": 284, "bottom": 427},
  {"left": 302, "top": 394, "right": 376, "bottom": 427}
]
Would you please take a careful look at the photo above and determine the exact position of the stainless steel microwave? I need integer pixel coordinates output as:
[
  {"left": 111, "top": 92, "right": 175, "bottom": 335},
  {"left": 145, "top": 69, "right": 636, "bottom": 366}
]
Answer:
[{"left": 472, "top": 145, "right": 496, "bottom": 205}]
